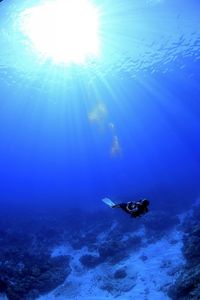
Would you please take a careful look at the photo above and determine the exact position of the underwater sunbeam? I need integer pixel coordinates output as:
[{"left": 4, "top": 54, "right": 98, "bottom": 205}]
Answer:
[{"left": 19, "top": 0, "right": 100, "bottom": 65}]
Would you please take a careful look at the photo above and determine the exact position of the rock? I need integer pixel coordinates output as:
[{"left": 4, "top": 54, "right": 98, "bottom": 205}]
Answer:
[
  {"left": 114, "top": 268, "right": 127, "bottom": 279},
  {"left": 140, "top": 255, "right": 148, "bottom": 261},
  {"left": 79, "top": 254, "right": 100, "bottom": 268},
  {"left": 100, "top": 282, "right": 114, "bottom": 293},
  {"left": 167, "top": 265, "right": 181, "bottom": 276},
  {"left": 100, "top": 274, "right": 136, "bottom": 295},
  {"left": 0, "top": 277, "right": 7, "bottom": 293},
  {"left": 168, "top": 205, "right": 200, "bottom": 299},
  {"left": 168, "top": 265, "right": 200, "bottom": 299},
  {"left": 98, "top": 241, "right": 128, "bottom": 264}
]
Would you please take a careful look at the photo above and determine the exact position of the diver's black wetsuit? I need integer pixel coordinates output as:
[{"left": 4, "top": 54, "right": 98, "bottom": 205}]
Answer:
[{"left": 112, "top": 199, "right": 149, "bottom": 218}]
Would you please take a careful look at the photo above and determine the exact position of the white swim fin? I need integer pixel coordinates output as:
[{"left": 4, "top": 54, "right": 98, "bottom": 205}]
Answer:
[{"left": 102, "top": 197, "right": 115, "bottom": 207}]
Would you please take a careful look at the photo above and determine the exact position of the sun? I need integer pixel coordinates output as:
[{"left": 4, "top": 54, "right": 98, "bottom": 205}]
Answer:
[{"left": 20, "top": 0, "right": 100, "bottom": 64}]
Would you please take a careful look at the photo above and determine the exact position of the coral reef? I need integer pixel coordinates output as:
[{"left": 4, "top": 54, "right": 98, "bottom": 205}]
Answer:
[
  {"left": 0, "top": 254, "right": 71, "bottom": 300},
  {"left": 168, "top": 205, "right": 200, "bottom": 299},
  {"left": 0, "top": 205, "right": 181, "bottom": 299},
  {"left": 0, "top": 208, "right": 73, "bottom": 300}
]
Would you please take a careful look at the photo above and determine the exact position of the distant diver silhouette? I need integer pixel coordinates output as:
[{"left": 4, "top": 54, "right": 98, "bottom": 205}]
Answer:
[{"left": 102, "top": 198, "right": 150, "bottom": 218}]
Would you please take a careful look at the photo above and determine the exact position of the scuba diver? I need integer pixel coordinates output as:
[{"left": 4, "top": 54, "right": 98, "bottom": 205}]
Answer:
[{"left": 102, "top": 198, "right": 150, "bottom": 218}]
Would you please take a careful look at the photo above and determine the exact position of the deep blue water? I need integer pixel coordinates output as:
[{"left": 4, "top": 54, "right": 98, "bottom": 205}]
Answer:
[{"left": 0, "top": 0, "right": 200, "bottom": 213}]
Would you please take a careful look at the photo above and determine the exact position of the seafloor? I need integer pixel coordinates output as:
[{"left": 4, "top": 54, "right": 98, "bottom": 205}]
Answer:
[{"left": 0, "top": 201, "right": 200, "bottom": 300}]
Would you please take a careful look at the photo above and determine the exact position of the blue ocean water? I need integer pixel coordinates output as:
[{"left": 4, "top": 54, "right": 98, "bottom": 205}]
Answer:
[
  {"left": 0, "top": 0, "right": 200, "bottom": 299},
  {"left": 0, "top": 0, "right": 200, "bottom": 212}
]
